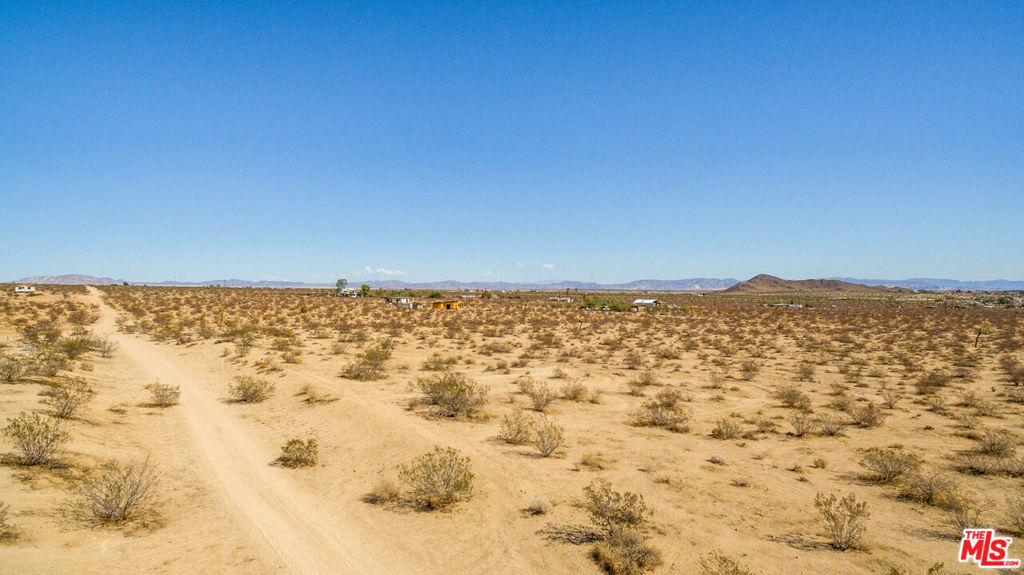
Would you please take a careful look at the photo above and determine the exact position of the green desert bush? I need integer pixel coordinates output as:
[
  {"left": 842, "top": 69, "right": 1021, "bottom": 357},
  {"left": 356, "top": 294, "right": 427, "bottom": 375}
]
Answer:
[
  {"left": 583, "top": 479, "right": 651, "bottom": 535},
  {"left": 146, "top": 382, "right": 181, "bottom": 407},
  {"left": 228, "top": 376, "right": 275, "bottom": 403},
  {"left": 277, "top": 438, "right": 318, "bottom": 468},
  {"left": 340, "top": 341, "right": 393, "bottom": 380},
  {"left": 399, "top": 446, "right": 473, "bottom": 510},
  {"left": 418, "top": 371, "right": 488, "bottom": 418}
]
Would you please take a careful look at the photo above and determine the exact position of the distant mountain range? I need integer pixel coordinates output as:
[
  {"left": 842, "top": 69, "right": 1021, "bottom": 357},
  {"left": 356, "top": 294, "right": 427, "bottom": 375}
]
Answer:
[{"left": 10, "top": 274, "right": 1024, "bottom": 292}]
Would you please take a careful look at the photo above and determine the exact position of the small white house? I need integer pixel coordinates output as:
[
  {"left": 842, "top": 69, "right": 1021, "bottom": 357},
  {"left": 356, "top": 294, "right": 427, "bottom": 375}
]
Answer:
[
  {"left": 14, "top": 285, "right": 36, "bottom": 294},
  {"left": 633, "top": 298, "right": 661, "bottom": 307}
]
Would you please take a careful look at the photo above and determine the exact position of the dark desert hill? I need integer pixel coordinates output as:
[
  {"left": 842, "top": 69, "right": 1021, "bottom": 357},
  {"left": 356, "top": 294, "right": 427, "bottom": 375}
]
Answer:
[{"left": 723, "top": 274, "right": 894, "bottom": 294}]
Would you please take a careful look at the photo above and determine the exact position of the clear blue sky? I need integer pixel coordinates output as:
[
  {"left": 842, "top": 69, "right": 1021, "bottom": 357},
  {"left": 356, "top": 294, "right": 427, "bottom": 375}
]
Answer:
[{"left": 2, "top": 1, "right": 1022, "bottom": 283}]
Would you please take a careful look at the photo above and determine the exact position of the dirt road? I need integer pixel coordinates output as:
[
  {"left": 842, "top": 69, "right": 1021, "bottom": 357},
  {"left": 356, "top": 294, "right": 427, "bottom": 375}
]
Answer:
[{"left": 84, "top": 287, "right": 399, "bottom": 574}]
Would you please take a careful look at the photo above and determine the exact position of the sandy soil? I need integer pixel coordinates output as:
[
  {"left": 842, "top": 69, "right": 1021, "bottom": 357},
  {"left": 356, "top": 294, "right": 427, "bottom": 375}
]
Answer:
[{"left": 2, "top": 286, "right": 1015, "bottom": 574}]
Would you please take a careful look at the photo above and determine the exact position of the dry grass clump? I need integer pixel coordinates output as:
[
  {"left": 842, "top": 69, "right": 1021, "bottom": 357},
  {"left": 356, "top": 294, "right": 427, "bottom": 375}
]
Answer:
[
  {"left": 365, "top": 478, "right": 401, "bottom": 505},
  {"left": 44, "top": 376, "right": 94, "bottom": 419},
  {"left": 418, "top": 371, "right": 488, "bottom": 418},
  {"left": 590, "top": 529, "right": 662, "bottom": 575},
  {"left": 860, "top": 448, "right": 922, "bottom": 483},
  {"left": 399, "top": 446, "right": 474, "bottom": 510},
  {"left": 0, "top": 502, "right": 17, "bottom": 542},
  {"left": 711, "top": 417, "right": 743, "bottom": 440},
  {"left": 815, "top": 491, "right": 869, "bottom": 551},
  {"left": 228, "top": 376, "right": 275, "bottom": 403},
  {"left": 3, "top": 411, "right": 69, "bottom": 465},
  {"left": 146, "top": 382, "right": 181, "bottom": 407},
  {"left": 699, "top": 551, "right": 757, "bottom": 575},
  {"left": 525, "top": 496, "right": 552, "bottom": 515},
  {"left": 74, "top": 457, "right": 158, "bottom": 523},
  {"left": 277, "top": 438, "right": 318, "bottom": 468}
]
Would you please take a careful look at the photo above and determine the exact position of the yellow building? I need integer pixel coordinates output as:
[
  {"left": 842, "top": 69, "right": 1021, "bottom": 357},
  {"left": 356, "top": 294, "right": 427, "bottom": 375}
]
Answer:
[{"left": 431, "top": 300, "right": 461, "bottom": 310}]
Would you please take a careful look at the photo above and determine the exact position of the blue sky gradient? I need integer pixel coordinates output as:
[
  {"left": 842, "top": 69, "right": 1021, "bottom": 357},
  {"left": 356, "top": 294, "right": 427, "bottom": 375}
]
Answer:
[{"left": 2, "top": 2, "right": 1022, "bottom": 283}]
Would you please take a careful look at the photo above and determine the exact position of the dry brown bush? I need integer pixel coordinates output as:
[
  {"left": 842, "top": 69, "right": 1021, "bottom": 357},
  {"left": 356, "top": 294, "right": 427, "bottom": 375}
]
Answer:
[
  {"left": 45, "top": 376, "right": 94, "bottom": 419},
  {"left": 74, "top": 456, "right": 158, "bottom": 523},
  {"left": 860, "top": 448, "right": 921, "bottom": 483},
  {"left": 815, "top": 491, "right": 869, "bottom": 551}
]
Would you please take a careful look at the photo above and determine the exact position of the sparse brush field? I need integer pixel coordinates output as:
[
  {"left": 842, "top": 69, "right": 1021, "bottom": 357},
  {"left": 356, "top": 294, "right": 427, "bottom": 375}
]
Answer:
[{"left": 1, "top": 283, "right": 1022, "bottom": 573}]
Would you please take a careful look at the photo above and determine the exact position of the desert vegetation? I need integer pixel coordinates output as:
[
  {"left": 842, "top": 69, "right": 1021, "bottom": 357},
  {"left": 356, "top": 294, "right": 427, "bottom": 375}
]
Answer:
[{"left": 2, "top": 283, "right": 1024, "bottom": 572}]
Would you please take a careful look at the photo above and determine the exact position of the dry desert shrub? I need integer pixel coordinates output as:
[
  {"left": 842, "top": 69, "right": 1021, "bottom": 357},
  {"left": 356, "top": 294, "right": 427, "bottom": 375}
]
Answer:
[
  {"left": 277, "top": 438, "right": 318, "bottom": 468},
  {"left": 340, "top": 341, "right": 393, "bottom": 381},
  {"left": 789, "top": 413, "right": 814, "bottom": 437},
  {"left": 947, "top": 492, "right": 983, "bottom": 535},
  {"left": 711, "top": 417, "right": 742, "bottom": 440},
  {"left": 561, "top": 381, "right": 589, "bottom": 401},
  {"left": 774, "top": 385, "right": 811, "bottom": 411},
  {"left": 583, "top": 479, "right": 651, "bottom": 534},
  {"left": 860, "top": 448, "right": 922, "bottom": 483},
  {"left": 699, "top": 551, "right": 757, "bottom": 575},
  {"left": 525, "top": 381, "right": 557, "bottom": 412},
  {"left": 584, "top": 479, "right": 660, "bottom": 574},
  {"left": 532, "top": 415, "right": 565, "bottom": 457},
  {"left": 849, "top": 402, "right": 886, "bottom": 427},
  {"left": 978, "top": 428, "right": 1017, "bottom": 457},
  {"left": 590, "top": 528, "right": 662, "bottom": 575},
  {"left": 815, "top": 414, "right": 845, "bottom": 436},
  {"left": 418, "top": 371, "right": 488, "bottom": 418},
  {"left": 0, "top": 502, "right": 17, "bottom": 541},
  {"left": 75, "top": 456, "right": 158, "bottom": 523},
  {"left": 0, "top": 355, "right": 33, "bottom": 384},
  {"left": 146, "top": 382, "right": 181, "bottom": 407},
  {"left": 1006, "top": 496, "right": 1024, "bottom": 535},
  {"left": 899, "top": 470, "right": 959, "bottom": 507},
  {"left": 815, "top": 491, "right": 869, "bottom": 551},
  {"left": 525, "top": 496, "right": 552, "bottom": 515},
  {"left": 45, "top": 376, "right": 94, "bottom": 419},
  {"left": 497, "top": 410, "right": 532, "bottom": 445},
  {"left": 630, "top": 400, "right": 689, "bottom": 431},
  {"left": 228, "top": 376, "right": 275, "bottom": 403},
  {"left": 3, "top": 411, "right": 69, "bottom": 465},
  {"left": 399, "top": 446, "right": 473, "bottom": 510}
]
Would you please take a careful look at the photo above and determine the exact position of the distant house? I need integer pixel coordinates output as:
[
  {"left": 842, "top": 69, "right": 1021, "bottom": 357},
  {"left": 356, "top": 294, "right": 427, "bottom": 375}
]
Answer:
[
  {"left": 14, "top": 285, "right": 35, "bottom": 294},
  {"left": 548, "top": 297, "right": 573, "bottom": 302},
  {"left": 633, "top": 298, "right": 661, "bottom": 307},
  {"left": 431, "top": 300, "right": 461, "bottom": 310}
]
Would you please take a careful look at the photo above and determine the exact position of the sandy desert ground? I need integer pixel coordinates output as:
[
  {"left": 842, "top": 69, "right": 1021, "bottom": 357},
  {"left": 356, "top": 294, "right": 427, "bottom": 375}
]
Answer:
[{"left": 1, "top": 284, "right": 1022, "bottom": 574}]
